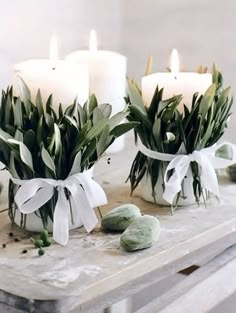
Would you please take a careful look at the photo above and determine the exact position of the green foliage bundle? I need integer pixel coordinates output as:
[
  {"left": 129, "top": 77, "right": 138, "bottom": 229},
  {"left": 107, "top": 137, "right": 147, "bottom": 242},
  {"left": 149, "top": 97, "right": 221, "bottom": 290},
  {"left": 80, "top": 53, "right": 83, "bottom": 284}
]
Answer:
[
  {"left": 0, "top": 79, "right": 137, "bottom": 225},
  {"left": 126, "top": 66, "right": 233, "bottom": 205}
]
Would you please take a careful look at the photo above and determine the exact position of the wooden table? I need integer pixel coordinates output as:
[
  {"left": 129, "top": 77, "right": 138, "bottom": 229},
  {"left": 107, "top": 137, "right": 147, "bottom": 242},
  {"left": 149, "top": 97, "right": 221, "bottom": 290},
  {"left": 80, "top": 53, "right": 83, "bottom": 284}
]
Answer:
[{"left": 1, "top": 137, "right": 236, "bottom": 313}]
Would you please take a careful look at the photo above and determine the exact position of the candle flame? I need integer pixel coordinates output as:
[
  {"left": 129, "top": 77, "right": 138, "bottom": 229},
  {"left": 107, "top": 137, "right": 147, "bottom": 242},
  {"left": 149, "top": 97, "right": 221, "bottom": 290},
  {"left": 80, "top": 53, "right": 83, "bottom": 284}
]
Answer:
[
  {"left": 49, "top": 35, "right": 59, "bottom": 63},
  {"left": 171, "top": 48, "right": 179, "bottom": 76},
  {"left": 89, "top": 30, "right": 97, "bottom": 53}
]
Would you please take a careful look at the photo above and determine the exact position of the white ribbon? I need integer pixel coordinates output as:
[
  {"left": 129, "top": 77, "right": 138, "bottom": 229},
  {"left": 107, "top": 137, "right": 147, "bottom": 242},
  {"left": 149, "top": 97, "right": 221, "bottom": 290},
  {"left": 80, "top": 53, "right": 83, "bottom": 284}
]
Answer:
[
  {"left": 138, "top": 141, "right": 236, "bottom": 204},
  {"left": 12, "top": 171, "right": 107, "bottom": 245}
]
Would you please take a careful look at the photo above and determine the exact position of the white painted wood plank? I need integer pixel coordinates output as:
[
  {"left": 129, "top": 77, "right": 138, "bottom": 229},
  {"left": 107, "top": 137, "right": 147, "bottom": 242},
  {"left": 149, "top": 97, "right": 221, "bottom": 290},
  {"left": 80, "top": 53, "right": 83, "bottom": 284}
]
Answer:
[
  {"left": 0, "top": 303, "right": 26, "bottom": 313},
  {"left": 209, "top": 291, "right": 236, "bottom": 313},
  {"left": 131, "top": 273, "right": 185, "bottom": 312},
  {"left": 105, "top": 298, "right": 131, "bottom": 313},
  {"left": 159, "top": 249, "right": 236, "bottom": 313},
  {"left": 136, "top": 244, "right": 236, "bottom": 313}
]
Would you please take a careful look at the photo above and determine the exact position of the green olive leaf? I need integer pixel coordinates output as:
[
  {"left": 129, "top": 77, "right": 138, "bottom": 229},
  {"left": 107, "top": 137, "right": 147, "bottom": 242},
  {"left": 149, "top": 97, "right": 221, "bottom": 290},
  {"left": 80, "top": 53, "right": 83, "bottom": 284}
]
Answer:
[
  {"left": 110, "top": 122, "right": 139, "bottom": 138},
  {"left": 17, "top": 76, "right": 31, "bottom": 102},
  {"left": 199, "top": 84, "right": 216, "bottom": 116},
  {"left": 41, "top": 146, "right": 56, "bottom": 175},
  {"left": 69, "top": 151, "right": 81, "bottom": 176},
  {"left": 97, "top": 125, "right": 110, "bottom": 157},
  {"left": 8, "top": 139, "right": 34, "bottom": 172}
]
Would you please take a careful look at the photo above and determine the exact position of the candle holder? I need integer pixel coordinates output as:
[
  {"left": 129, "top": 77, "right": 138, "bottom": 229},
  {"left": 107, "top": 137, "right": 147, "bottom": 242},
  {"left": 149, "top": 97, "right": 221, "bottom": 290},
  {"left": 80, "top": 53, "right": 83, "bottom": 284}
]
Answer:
[
  {"left": 0, "top": 79, "right": 137, "bottom": 245},
  {"left": 126, "top": 66, "right": 235, "bottom": 213}
]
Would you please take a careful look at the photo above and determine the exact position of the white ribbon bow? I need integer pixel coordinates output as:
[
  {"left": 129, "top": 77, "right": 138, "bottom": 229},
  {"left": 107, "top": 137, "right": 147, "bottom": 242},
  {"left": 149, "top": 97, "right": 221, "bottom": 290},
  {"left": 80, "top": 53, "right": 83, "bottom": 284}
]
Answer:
[
  {"left": 12, "top": 172, "right": 107, "bottom": 245},
  {"left": 139, "top": 142, "right": 236, "bottom": 204}
]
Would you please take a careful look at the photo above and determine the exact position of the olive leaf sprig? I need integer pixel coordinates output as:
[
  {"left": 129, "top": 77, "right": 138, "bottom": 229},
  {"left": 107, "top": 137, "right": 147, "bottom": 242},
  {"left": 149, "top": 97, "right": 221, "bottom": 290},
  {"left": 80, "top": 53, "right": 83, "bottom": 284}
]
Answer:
[
  {"left": 0, "top": 78, "right": 138, "bottom": 226},
  {"left": 0, "top": 78, "right": 138, "bottom": 179},
  {"left": 126, "top": 65, "right": 232, "bottom": 205}
]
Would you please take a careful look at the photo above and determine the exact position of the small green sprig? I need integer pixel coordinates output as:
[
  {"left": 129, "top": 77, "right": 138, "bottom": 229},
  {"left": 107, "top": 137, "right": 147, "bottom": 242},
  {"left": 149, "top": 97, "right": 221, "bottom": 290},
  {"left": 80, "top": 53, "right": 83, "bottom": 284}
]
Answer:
[
  {"left": 126, "top": 65, "right": 232, "bottom": 205},
  {"left": 31, "top": 229, "right": 51, "bottom": 256}
]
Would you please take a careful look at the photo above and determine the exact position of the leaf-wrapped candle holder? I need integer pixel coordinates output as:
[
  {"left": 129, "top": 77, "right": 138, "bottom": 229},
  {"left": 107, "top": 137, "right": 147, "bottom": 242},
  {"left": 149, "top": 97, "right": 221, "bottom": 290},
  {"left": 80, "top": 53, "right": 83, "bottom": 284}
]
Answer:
[
  {"left": 126, "top": 66, "right": 236, "bottom": 212},
  {"left": 0, "top": 79, "right": 137, "bottom": 245}
]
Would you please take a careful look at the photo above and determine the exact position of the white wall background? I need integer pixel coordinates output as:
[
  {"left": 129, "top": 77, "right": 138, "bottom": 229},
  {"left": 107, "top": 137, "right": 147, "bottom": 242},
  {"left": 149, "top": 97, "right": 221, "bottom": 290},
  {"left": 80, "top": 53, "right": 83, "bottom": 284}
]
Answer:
[
  {"left": 0, "top": 0, "right": 236, "bottom": 141},
  {"left": 0, "top": 0, "right": 122, "bottom": 87}
]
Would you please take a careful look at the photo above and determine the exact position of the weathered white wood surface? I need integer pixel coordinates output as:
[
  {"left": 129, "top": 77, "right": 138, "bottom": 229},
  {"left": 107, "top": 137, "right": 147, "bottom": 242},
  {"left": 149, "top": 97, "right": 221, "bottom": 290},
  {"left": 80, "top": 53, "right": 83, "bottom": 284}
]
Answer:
[
  {"left": 104, "top": 298, "right": 131, "bottom": 313},
  {"left": 159, "top": 245, "right": 236, "bottom": 313},
  {"left": 0, "top": 303, "right": 26, "bottom": 313},
  {"left": 136, "top": 244, "right": 236, "bottom": 313},
  {"left": 1, "top": 137, "right": 236, "bottom": 313}
]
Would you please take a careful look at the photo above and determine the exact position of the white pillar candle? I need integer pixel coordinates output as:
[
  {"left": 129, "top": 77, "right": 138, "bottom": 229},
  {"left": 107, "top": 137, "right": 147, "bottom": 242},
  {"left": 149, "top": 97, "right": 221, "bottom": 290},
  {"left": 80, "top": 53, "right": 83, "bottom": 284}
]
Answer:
[
  {"left": 66, "top": 30, "right": 127, "bottom": 153},
  {"left": 142, "top": 49, "right": 212, "bottom": 112},
  {"left": 13, "top": 36, "right": 89, "bottom": 110}
]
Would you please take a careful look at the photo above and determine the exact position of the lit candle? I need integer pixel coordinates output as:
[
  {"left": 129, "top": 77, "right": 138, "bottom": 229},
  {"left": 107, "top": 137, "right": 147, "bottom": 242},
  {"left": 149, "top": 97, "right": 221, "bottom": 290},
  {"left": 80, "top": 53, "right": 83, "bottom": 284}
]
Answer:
[
  {"left": 142, "top": 49, "right": 212, "bottom": 111},
  {"left": 13, "top": 35, "right": 89, "bottom": 109},
  {"left": 66, "top": 30, "right": 127, "bottom": 153}
]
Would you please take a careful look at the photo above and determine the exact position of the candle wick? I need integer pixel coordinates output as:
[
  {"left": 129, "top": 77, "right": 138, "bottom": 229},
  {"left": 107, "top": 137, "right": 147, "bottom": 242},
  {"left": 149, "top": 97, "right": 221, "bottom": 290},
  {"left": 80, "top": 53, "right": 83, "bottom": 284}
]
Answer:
[
  {"left": 174, "top": 76, "right": 177, "bottom": 80},
  {"left": 52, "top": 67, "right": 56, "bottom": 70}
]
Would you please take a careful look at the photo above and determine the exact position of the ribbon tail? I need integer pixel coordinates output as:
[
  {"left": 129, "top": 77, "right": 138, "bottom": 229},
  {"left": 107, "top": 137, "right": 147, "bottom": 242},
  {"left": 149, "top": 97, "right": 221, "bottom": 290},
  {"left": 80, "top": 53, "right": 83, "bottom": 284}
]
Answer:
[
  {"left": 53, "top": 187, "right": 70, "bottom": 246},
  {"left": 69, "top": 183, "right": 98, "bottom": 233},
  {"left": 163, "top": 156, "right": 191, "bottom": 204},
  {"left": 199, "top": 154, "right": 220, "bottom": 198}
]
